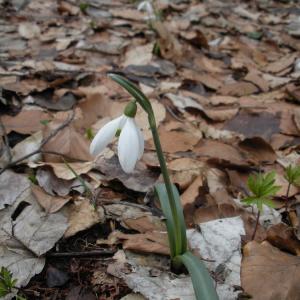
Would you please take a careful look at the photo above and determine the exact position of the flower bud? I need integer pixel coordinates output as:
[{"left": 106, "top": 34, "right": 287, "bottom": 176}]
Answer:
[{"left": 124, "top": 101, "right": 137, "bottom": 118}]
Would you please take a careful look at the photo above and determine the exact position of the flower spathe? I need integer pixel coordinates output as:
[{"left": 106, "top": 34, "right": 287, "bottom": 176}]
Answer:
[
  {"left": 137, "top": 0, "right": 156, "bottom": 20},
  {"left": 90, "top": 114, "right": 144, "bottom": 173}
]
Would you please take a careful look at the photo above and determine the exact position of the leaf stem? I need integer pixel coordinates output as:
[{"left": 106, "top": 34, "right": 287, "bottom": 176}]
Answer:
[
  {"left": 251, "top": 210, "right": 260, "bottom": 241},
  {"left": 148, "top": 114, "right": 183, "bottom": 256}
]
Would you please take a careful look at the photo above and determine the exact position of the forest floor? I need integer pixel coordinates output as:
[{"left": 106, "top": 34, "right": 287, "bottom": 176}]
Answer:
[{"left": 0, "top": 0, "right": 300, "bottom": 299}]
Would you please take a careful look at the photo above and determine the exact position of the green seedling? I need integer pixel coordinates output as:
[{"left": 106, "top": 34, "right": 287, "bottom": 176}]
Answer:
[
  {"left": 28, "top": 173, "right": 38, "bottom": 185},
  {"left": 85, "top": 127, "right": 95, "bottom": 141},
  {"left": 40, "top": 119, "right": 50, "bottom": 126},
  {"left": 284, "top": 164, "right": 300, "bottom": 211},
  {"left": 242, "top": 171, "right": 281, "bottom": 240},
  {"left": 152, "top": 41, "right": 161, "bottom": 56},
  {"left": 0, "top": 267, "right": 17, "bottom": 297},
  {"left": 79, "top": 2, "right": 89, "bottom": 13}
]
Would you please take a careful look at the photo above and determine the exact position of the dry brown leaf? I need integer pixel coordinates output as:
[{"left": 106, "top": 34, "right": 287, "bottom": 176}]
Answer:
[
  {"left": 265, "top": 53, "right": 297, "bottom": 74},
  {"left": 262, "top": 73, "right": 291, "bottom": 89},
  {"left": 3, "top": 79, "right": 48, "bottom": 95},
  {"left": 209, "top": 95, "right": 239, "bottom": 106},
  {"left": 18, "top": 22, "right": 41, "bottom": 39},
  {"left": 110, "top": 9, "right": 145, "bottom": 21},
  {"left": 194, "top": 139, "right": 247, "bottom": 167},
  {"left": 151, "top": 20, "right": 183, "bottom": 61},
  {"left": 29, "top": 161, "right": 94, "bottom": 180},
  {"left": 181, "top": 69, "right": 223, "bottom": 90},
  {"left": 280, "top": 110, "right": 300, "bottom": 136},
  {"left": 123, "top": 43, "right": 154, "bottom": 67},
  {"left": 64, "top": 199, "right": 105, "bottom": 238},
  {"left": 241, "top": 241, "right": 300, "bottom": 300},
  {"left": 32, "top": 185, "right": 71, "bottom": 214},
  {"left": 148, "top": 127, "right": 199, "bottom": 153},
  {"left": 238, "top": 137, "right": 277, "bottom": 164},
  {"left": 181, "top": 29, "right": 209, "bottom": 49},
  {"left": 218, "top": 82, "right": 259, "bottom": 96},
  {"left": 165, "top": 93, "right": 204, "bottom": 112},
  {"left": 244, "top": 71, "right": 269, "bottom": 92},
  {"left": 267, "top": 223, "right": 300, "bottom": 256},
  {"left": 42, "top": 120, "right": 93, "bottom": 162},
  {"left": 36, "top": 168, "right": 81, "bottom": 196},
  {"left": 124, "top": 216, "right": 165, "bottom": 234},
  {"left": 204, "top": 106, "right": 239, "bottom": 121},
  {"left": 106, "top": 231, "right": 169, "bottom": 256},
  {"left": 95, "top": 155, "right": 159, "bottom": 193},
  {"left": 168, "top": 158, "right": 205, "bottom": 189},
  {"left": 57, "top": 1, "right": 79, "bottom": 15},
  {"left": 74, "top": 93, "right": 116, "bottom": 130},
  {"left": 224, "top": 111, "right": 281, "bottom": 141},
  {"left": 2, "top": 109, "right": 50, "bottom": 135},
  {"left": 11, "top": 131, "right": 43, "bottom": 164},
  {"left": 181, "top": 175, "right": 203, "bottom": 208}
]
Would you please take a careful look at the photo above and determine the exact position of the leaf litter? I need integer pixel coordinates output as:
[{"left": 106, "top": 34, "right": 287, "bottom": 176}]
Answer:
[{"left": 1, "top": 0, "right": 300, "bottom": 298}]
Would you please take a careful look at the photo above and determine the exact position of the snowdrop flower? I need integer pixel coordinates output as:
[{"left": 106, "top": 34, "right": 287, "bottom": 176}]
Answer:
[
  {"left": 138, "top": 0, "right": 156, "bottom": 20},
  {"left": 90, "top": 101, "right": 144, "bottom": 173}
]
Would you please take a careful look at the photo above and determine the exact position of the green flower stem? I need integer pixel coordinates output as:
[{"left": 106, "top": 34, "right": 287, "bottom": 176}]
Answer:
[{"left": 148, "top": 114, "right": 182, "bottom": 257}]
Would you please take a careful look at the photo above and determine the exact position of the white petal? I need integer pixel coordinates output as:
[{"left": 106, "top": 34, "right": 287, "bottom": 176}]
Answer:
[
  {"left": 118, "top": 118, "right": 140, "bottom": 173},
  {"left": 90, "top": 116, "right": 123, "bottom": 156},
  {"left": 135, "top": 123, "right": 144, "bottom": 159}
]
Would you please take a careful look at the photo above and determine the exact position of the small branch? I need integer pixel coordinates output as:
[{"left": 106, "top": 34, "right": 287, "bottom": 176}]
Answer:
[
  {"left": 40, "top": 150, "right": 85, "bottom": 162},
  {"left": 251, "top": 210, "right": 260, "bottom": 241},
  {"left": 46, "top": 249, "right": 115, "bottom": 258},
  {"left": 0, "top": 111, "right": 75, "bottom": 175},
  {"left": 0, "top": 116, "right": 12, "bottom": 163},
  {"left": 101, "top": 199, "right": 159, "bottom": 214}
]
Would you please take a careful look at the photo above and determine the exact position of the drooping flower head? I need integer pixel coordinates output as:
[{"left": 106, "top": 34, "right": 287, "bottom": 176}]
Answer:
[
  {"left": 90, "top": 101, "right": 144, "bottom": 173},
  {"left": 137, "top": 0, "right": 156, "bottom": 20}
]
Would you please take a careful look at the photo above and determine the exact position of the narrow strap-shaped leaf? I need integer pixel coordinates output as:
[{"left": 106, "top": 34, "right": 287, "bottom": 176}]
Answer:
[
  {"left": 154, "top": 184, "right": 176, "bottom": 257},
  {"left": 179, "top": 251, "right": 219, "bottom": 300},
  {"left": 108, "top": 73, "right": 153, "bottom": 115},
  {"left": 155, "top": 183, "right": 187, "bottom": 256}
]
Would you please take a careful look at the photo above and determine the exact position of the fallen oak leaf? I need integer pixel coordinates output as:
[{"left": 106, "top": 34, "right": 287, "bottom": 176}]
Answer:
[
  {"left": 31, "top": 185, "right": 71, "bottom": 214},
  {"left": 241, "top": 241, "right": 300, "bottom": 300},
  {"left": 42, "top": 119, "right": 93, "bottom": 162},
  {"left": 100, "top": 230, "right": 169, "bottom": 256},
  {"left": 29, "top": 161, "right": 94, "bottom": 180},
  {"left": 1, "top": 109, "right": 51, "bottom": 135},
  {"left": 64, "top": 198, "right": 105, "bottom": 238}
]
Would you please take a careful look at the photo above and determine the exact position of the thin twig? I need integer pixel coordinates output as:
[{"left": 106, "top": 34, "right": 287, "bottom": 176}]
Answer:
[
  {"left": 0, "top": 111, "right": 75, "bottom": 175},
  {"left": 46, "top": 249, "right": 115, "bottom": 258},
  {"left": 0, "top": 116, "right": 12, "bottom": 163},
  {"left": 40, "top": 150, "right": 85, "bottom": 162},
  {"left": 101, "top": 199, "right": 160, "bottom": 214}
]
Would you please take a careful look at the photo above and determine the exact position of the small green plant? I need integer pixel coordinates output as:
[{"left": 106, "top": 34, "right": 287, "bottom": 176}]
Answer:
[
  {"left": 28, "top": 173, "right": 38, "bottom": 185},
  {"left": 85, "top": 127, "right": 95, "bottom": 141},
  {"left": 0, "top": 267, "right": 17, "bottom": 297},
  {"left": 40, "top": 119, "right": 50, "bottom": 126},
  {"left": 79, "top": 2, "right": 89, "bottom": 13},
  {"left": 242, "top": 171, "right": 281, "bottom": 240},
  {"left": 152, "top": 41, "right": 161, "bottom": 56},
  {"left": 284, "top": 164, "right": 300, "bottom": 211}
]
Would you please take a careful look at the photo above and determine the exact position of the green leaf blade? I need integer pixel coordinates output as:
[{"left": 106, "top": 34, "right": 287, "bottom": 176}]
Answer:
[
  {"left": 155, "top": 183, "right": 187, "bottom": 256},
  {"left": 179, "top": 252, "right": 219, "bottom": 300}
]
